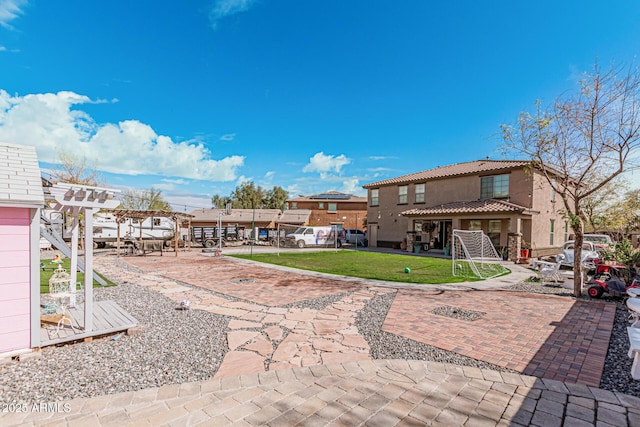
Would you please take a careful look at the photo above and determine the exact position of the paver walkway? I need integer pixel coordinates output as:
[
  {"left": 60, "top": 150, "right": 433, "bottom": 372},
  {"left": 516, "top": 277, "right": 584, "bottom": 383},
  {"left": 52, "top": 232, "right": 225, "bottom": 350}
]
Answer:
[{"left": 5, "top": 360, "right": 640, "bottom": 426}]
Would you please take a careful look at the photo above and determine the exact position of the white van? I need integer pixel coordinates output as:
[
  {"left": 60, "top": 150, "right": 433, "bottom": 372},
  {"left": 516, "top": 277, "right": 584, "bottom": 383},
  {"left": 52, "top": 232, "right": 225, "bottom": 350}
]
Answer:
[{"left": 286, "top": 226, "right": 342, "bottom": 248}]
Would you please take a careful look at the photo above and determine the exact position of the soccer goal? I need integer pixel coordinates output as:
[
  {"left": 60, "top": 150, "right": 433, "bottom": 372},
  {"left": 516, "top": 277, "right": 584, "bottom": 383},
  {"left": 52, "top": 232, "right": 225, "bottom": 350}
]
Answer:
[{"left": 451, "top": 229, "right": 509, "bottom": 279}]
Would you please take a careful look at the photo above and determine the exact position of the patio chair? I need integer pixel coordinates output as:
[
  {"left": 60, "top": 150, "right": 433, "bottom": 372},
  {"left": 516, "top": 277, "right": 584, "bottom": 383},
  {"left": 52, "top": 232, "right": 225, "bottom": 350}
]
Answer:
[{"left": 537, "top": 255, "right": 565, "bottom": 284}]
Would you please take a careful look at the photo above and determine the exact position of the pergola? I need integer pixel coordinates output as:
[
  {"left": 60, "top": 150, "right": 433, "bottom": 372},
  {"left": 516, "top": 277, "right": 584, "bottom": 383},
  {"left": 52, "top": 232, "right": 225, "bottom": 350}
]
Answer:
[
  {"left": 108, "top": 209, "right": 194, "bottom": 257},
  {"left": 49, "top": 183, "right": 121, "bottom": 334}
]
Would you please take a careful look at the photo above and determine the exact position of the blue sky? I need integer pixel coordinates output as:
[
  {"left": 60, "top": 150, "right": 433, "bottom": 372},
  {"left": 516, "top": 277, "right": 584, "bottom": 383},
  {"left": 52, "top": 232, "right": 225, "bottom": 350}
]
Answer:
[{"left": 1, "top": 1, "right": 639, "bottom": 212}]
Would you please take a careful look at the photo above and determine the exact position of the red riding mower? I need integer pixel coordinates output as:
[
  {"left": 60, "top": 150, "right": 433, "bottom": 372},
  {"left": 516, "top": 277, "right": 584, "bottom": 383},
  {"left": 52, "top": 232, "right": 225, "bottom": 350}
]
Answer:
[{"left": 587, "top": 263, "right": 639, "bottom": 298}]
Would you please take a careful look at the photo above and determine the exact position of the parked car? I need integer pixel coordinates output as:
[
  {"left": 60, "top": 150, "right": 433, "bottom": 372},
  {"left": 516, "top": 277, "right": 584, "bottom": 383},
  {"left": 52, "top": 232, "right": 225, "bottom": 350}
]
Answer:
[
  {"left": 343, "top": 228, "right": 367, "bottom": 246},
  {"left": 556, "top": 240, "right": 603, "bottom": 268},
  {"left": 583, "top": 234, "right": 614, "bottom": 249}
]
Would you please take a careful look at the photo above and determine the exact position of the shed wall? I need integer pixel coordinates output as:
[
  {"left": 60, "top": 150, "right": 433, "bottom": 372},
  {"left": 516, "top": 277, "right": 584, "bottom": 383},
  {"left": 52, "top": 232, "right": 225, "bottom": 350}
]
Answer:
[{"left": 0, "top": 207, "right": 31, "bottom": 353}]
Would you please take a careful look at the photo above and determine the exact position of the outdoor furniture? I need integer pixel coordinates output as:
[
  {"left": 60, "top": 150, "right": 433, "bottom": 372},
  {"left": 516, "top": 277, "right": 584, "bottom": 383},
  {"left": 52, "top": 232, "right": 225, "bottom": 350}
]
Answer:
[
  {"left": 628, "top": 326, "right": 640, "bottom": 380},
  {"left": 535, "top": 256, "right": 564, "bottom": 284},
  {"left": 47, "top": 266, "right": 77, "bottom": 336}
]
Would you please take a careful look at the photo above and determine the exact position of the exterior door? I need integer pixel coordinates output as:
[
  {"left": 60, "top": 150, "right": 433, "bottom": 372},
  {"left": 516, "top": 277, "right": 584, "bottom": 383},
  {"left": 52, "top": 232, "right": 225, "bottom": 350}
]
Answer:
[{"left": 369, "top": 224, "right": 378, "bottom": 247}]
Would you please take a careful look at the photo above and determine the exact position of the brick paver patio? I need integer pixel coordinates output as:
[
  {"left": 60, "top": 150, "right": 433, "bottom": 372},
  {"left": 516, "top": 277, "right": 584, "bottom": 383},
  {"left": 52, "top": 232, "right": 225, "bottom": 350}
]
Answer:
[
  {"left": 382, "top": 289, "right": 616, "bottom": 387},
  {"left": 120, "top": 252, "right": 616, "bottom": 386},
  {"left": 123, "top": 253, "right": 363, "bottom": 306}
]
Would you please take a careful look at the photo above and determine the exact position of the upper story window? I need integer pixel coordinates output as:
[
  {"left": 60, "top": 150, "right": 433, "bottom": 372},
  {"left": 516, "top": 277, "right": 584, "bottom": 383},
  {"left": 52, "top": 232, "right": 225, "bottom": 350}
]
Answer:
[
  {"left": 415, "top": 183, "right": 425, "bottom": 203},
  {"left": 328, "top": 203, "right": 337, "bottom": 213},
  {"left": 398, "top": 185, "right": 408, "bottom": 204},
  {"left": 318, "top": 202, "right": 324, "bottom": 209},
  {"left": 291, "top": 202, "right": 297, "bottom": 209},
  {"left": 370, "top": 189, "right": 379, "bottom": 206},
  {"left": 480, "top": 174, "right": 509, "bottom": 199}
]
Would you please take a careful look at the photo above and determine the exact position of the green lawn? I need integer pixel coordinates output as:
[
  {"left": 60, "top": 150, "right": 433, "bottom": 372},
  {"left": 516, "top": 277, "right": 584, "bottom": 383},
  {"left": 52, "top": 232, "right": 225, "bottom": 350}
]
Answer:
[
  {"left": 232, "top": 251, "right": 491, "bottom": 284},
  {"left": 40, "top": 258, "right": 115, "bottom": 294}
]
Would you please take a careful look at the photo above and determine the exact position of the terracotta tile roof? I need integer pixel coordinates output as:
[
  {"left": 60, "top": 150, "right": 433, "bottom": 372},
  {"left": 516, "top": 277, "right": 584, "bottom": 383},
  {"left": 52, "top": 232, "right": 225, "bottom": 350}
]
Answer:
[
  {"left": 363, "top": 160, "right": 531, "bottom": 188},
  {"left": 0, "top": 143, "right": 45, "bottom": 207},
  {"left": 401, "top": 199, "right": 530, "bottom": 216}
]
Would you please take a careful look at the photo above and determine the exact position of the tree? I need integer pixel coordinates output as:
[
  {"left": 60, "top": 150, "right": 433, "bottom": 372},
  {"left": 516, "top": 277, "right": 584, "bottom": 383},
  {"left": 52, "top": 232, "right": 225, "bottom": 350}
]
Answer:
[
  {"left": 231, "top": 182, "right": 265, "bottom": 209},
  {"left": 50, "top": 151, "right": 101, "bottom": 186},
  {"left": 211, "top": 195, "right": 232, "bottom": 209},
  {"left": 502, "top": 62, "right": 640, "bottom": 297},
  {"left": 212, "top": 182, "right": 289, "bottom": 210},
  {"left": 602, "top": 188, "right": 640, "bottom": 237},
  {"left": 264, "top": 186, "right": 288, "bottom": 210},
  {"left": 580, "top": 176, "right": 628, "bottom": 233},
  {"left": 119, "top": 188, "right": 172, "bottom": 211}
]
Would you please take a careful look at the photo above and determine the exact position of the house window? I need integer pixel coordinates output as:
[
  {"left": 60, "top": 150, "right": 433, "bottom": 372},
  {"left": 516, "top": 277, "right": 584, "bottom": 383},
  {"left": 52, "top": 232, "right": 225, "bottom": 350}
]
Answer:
[
  {"left": 398, "top": 185, "right": 408, "bottom": 204},
  {"left": 318, "top": 202, "right": 324, "bottom": 209},
  {"left": 480, "top": 174, "right": 509, "bottom": 199},
  {"left": 415, "top": 183, "right": 425, "bottom": 203},
  {"left": 487, "top": 220, "right": 501, "bottom": 247},
  {"left": 371, "top": 189, "right": 379, "bottom": 206},
  {"left": 291, "top": 202, "right": 297, "bottom": 209},
  {"left": 550, "top": 219, "right": 555, "bottom": 245},
  {"left": 328, "top": 203, "right": 337, "bottom": 213}
]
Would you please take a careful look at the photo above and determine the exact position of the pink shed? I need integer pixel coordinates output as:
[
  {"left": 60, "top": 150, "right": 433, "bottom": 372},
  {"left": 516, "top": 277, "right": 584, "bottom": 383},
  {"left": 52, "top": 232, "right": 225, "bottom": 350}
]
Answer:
[{"left": 0, "top": 143, "right": 44, "bottom": 355}]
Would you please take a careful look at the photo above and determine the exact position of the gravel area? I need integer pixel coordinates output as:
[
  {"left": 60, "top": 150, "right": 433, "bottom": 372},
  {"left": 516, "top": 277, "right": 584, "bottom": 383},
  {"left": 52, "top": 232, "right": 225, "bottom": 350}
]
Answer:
[
  {"left": 2, "top": 259, "right": 639, "bottom": 406},
  {"left": 0, "top": 261, "right": 229, "bottom": 405}
]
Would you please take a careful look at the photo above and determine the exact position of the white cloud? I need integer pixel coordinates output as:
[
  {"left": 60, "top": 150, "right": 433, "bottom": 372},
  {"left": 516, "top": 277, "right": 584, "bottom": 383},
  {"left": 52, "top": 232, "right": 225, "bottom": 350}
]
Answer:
[
  {"left": 0, "top": 0, "right": 26, "bottom": 29},
  {"left": 302, "top": 152, "right": 350, "bottom": 178},
  {"left": 340, "top": 178, "right": 363, "bottom": 196},
  {"left": 264, "top": 171, "right": 275, "bottom": 179},
  {"left": 209, "top": 0, "right": 258, "bottom": 30},
  {"left": 0, "top": 89, "right": 245, "bottom": 181},
  {"left": 219, "top": 133, "right": 236, "bottom": 141}
]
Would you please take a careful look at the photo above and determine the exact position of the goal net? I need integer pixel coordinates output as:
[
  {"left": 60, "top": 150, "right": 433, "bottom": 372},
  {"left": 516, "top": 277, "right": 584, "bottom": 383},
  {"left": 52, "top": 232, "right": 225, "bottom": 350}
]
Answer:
[{"left": 451, "top": 229, "right": 508, "bottom": 279}]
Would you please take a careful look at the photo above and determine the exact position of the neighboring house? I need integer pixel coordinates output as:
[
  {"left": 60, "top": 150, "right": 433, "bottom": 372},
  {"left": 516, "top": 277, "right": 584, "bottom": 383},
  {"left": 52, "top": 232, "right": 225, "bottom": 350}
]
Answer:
[
  {"left": 286, "top": 191, "right": 367, "bottom": 229},
  {"left": 362, "top": 159, "right": 567, "bottom": 259},
  {"left": 0, "top": 143, "right": 45, "bottom": 355}
]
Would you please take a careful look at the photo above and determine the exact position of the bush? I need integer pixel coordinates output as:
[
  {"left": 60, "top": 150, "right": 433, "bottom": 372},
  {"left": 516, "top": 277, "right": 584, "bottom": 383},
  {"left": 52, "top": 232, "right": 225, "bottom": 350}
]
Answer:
[{"left": 613, "top": 239, "right": 640, "bottom": 268}]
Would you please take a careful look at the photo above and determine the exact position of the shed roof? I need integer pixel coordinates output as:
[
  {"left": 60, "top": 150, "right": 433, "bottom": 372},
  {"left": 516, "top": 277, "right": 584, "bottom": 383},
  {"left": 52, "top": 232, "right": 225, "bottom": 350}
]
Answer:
[
  {"left": 190, "top": 208, "right": 281, "bottom": 223},
  {"left": 363, "top": 160, "right": 531, "bottom": 188},
  {"left": 109, "top": 209, "right": 194, "bottom": 222},
  {"left": 0, "top": 143, "right": 45, "bottom": 208},
  {"left": 277, "top": 209, "right": 311, "bottom": 224}
]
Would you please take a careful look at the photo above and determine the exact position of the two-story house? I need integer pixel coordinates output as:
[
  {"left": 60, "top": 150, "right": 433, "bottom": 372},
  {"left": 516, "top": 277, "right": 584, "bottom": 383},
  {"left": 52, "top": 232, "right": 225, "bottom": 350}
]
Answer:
[
  {"left": 286, "top": 191, "right": 367, "bottom": 230},
  {"left": 362, "top": 160, "right": 568, "bottom": 260}
]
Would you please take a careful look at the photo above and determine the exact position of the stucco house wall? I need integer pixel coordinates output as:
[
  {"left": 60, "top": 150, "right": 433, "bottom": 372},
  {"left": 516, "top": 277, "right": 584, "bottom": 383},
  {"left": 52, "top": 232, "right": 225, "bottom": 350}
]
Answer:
[{"left": 363, "top": 160, "right": 568, "bottom": 256}]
